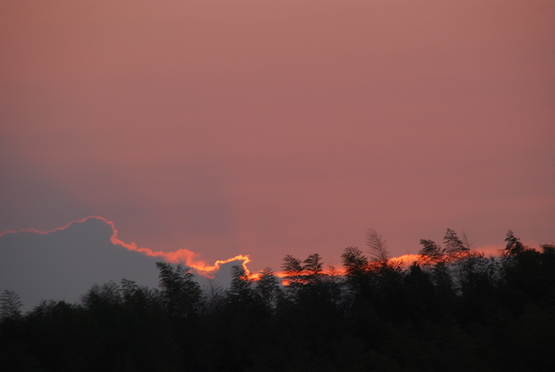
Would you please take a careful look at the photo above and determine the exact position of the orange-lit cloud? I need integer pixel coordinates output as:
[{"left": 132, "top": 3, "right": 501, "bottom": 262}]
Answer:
[
  {"left": 0, "top": 216, "right": 526, "bottom": 287},
  {"left": 390, "top": 254, "right": 421, "bottom": 267},
  {"left": 0, "top": 217, "right": 444, "bottom": 283},
  {"left": 1, "top": 216, "right": 252, "bottom": 279}
]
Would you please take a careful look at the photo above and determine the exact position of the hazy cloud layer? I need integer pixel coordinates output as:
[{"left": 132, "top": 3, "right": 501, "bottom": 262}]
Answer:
[{"left": 0, "top": 217, "right": 241, "bottom": 311}]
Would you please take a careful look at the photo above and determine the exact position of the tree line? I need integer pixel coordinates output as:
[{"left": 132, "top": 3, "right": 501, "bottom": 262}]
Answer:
[{"left": 1, "top": 229, "right": 555, "bottom": 371}]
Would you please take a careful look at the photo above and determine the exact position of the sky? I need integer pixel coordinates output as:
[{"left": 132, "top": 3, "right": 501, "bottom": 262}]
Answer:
[{"left": 1, "top": 0, "right": 554, "bottom": 292}]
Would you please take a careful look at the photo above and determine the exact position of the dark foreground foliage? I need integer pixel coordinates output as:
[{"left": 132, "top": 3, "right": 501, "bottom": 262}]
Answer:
[{"left": 2, "top": 230, "right": 555, "bottom": 371}]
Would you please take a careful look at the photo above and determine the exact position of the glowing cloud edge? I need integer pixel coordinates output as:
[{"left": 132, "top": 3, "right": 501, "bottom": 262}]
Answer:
[
  {"left": 1, "top": 216, "right": 505, "bottom": 279},
  {"left": 0, "top": 216, "right": 251, "bottom": 278}
]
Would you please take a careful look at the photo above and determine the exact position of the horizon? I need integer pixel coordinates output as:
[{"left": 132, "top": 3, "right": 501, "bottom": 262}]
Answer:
[{"left": 2, "top": 214, "right": 545, "bottom": 312}]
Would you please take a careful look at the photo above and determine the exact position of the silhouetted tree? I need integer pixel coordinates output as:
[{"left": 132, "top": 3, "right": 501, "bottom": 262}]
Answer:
[
  {"left": 281, "top": 254, "right": 303, "bottom": 277},
  {"left": 4, "top": 233, "right": 555, "bottom": 372},
  {"left": 0, "top": 290, "right": 22, "bottom": 320},
  {"left": 504, "top": 229, "right": 525, "bottom": 255},
  {"left": 419, "top": 239, "right": 444, "bottom": 261},
  {"left": 255, "top": 267, "right": 281, "bottom": 309},
  {"left": 540, "top": 243, "right": 555, "bottom": 294},
  {"left": 155, "top": 262, "right": 202, "bottom": 318},
  {"left": 302, "top": 253, "right": 325, "bottom": 283},
  {"left": 81, "top": 281, "right": 122, "bottom": 311},
  {"left": 155, "top": 262, "right": 204, "bottom": 369},
  {"left": 366, "top": 228, "right": 390, "bottom": 262},
  {"left": 431, "top": 261, "right": 455, "bottom": 315},
  {"left": 281, "top": 254, "right": 305, "bottom": 296},
  {"left": 23, "top": 300, "right": 99, "bottom": 370},
  {"left": 341, "top": 246, "right": 368, "bottom": 276},
  {"left": 403, "top": 263, "right": 437, "bottom": 320},
  {"left": 229, "top": 265, "right": 254, "bottom": 302},
  {"left": 203, "top": 277, "right": 225, "bottom": 314},
  {"left": 461, "top": 231, "right": 475, "bottom": 251},
  {"left": 443, "top": 228, "right": 467, "bottom": 254},
  {"left": 452, "top": 252, "right": 498, "bottom": 322},
  {"left": 341, "top": 246, "right": 371, "bottom": 306}
]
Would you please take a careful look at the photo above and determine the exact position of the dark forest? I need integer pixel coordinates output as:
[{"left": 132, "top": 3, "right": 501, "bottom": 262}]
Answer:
[{"left": 2, "top": 230, "right": 555, "bottom": 371}]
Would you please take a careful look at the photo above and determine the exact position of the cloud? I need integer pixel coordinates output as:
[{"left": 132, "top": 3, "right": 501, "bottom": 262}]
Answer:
[
  {"left": 1, "top": 215, "right": 516, "bottom": 311},
  {"left": 0, "top": 216, "right": 250, "bottom": 310}
]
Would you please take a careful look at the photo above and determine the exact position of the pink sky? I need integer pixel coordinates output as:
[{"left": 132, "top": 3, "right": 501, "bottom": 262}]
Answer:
[{"left": 1, "top": 0, "right": 554, "bottom": 273}]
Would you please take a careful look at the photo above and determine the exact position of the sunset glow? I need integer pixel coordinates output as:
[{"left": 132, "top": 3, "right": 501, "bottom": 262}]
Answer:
[
  {"left": 1, "top": 2, "right": 553, "bottom": 368},
  {"left": 0, "top": 216, "right": 512, "bottom": 283},
  {"left": 100, "top": 217, "right": 254, "bottom": 278},
  {"left": 1, "top": 216, "right": 252, "bottom": 279}
]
